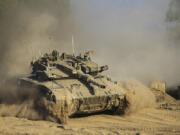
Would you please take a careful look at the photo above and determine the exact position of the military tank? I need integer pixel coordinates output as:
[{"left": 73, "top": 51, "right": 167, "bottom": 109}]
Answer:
[{"left": 19, "top": 50, "right": 127, "bottom": 122}]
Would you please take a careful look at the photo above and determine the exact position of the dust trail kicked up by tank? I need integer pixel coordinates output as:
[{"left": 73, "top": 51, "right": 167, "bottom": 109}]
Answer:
[{"left": 0, "top": 0, "right": 72, "bottom": 123}]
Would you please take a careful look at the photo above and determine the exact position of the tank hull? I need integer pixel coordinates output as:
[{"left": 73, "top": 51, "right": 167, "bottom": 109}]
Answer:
[{"left": 19, "top": 77, "right": 126, "bottom": 116}]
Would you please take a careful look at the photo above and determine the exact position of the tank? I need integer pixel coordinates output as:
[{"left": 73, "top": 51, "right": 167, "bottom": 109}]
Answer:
[{"left": 19, "top": 50, "right": 127, "bottom": 122}]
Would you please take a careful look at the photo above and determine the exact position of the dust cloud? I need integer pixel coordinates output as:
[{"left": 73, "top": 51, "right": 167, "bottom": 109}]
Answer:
[
  {"left": 0, "top": 78, "right": 41, "bottom": 120},
  {"left": 0, "top": 0, "right": 72, "bottom": 123},
  {"left": 120, "top": 80, "right": 156, "bottom": 114},
  {"left": 0, "top": 78, "right": 68, "bottom": 123},
  {"left": 0, "top": 0, "right": 72, "bottom": 77}
]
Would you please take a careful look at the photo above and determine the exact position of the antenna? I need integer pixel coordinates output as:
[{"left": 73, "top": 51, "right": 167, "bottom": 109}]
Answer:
[{"left": 72, "top": 35, "right": 75, "bottom": 56}]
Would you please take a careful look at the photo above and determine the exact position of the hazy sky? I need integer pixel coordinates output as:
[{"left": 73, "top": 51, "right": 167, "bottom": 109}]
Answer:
[
  {"left": 71, "top": 0, "right": 170, "bottom": 50},
  {"left": 70, "top": 0, "right": 180, "bottom": 86}
]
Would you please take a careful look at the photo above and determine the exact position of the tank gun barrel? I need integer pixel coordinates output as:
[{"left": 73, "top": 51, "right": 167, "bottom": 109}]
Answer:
[
  {"left": 16, "top": 74, "right": 36, "bottom": 78},
  {"left": 76, "top": 71, "right": 106, "bottom": 89},
  {"left": 89, "top": 78, "right": 106, "bottom": 88},
  {"left": 55, "top": 62, "right": 106, "bottom": 88}
]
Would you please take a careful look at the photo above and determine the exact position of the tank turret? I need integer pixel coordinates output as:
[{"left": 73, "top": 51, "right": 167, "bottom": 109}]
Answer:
[{"left": 31, "top": 50, "right": 108, "bottom": 85}]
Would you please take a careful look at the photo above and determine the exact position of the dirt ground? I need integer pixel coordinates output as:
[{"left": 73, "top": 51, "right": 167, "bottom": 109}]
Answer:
[
  {"left": 0, "top": 81, "right": 179, "bottom": 135},
  {"left": 0, "top": 107, "right": 180, "bottom": 135}
]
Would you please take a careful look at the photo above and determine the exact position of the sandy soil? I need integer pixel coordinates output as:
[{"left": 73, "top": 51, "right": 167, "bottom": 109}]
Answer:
[
  {"left": 0, "top": 81, "right": 179, "bottom": 135},
  {"left": 0, "top": 107, "right": 180, "bottom": 135}
]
